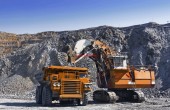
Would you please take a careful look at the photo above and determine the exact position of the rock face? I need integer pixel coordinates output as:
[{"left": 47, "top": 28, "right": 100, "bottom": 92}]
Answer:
[{"left": 0, "top": 22, "right": 170, "bottom": 97}]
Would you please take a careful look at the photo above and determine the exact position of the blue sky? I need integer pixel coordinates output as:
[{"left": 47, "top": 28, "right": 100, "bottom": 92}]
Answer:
[{"left": 0, "top": 0, "right": 170, "bottom": 34}]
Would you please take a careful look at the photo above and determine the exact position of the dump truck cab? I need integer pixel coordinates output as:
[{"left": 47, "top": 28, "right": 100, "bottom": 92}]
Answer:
[{"left": 36, "top": 66, "right": 91, "bottom": 106}]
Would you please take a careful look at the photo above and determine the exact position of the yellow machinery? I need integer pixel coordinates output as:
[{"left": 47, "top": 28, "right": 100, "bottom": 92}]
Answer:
[
  {"left": 36, "top": 66, "right": 91, "bottom": 106},
  {"left": 66, "top": 39, "right": 155, "bottom": 103}
]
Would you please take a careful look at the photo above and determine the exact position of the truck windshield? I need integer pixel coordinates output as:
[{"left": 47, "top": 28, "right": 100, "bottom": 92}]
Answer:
[{"left": 80, "top": 74, "right": 87, "bottom": 78}]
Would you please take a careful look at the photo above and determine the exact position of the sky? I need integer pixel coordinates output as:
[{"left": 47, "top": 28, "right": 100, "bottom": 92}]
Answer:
[{"left": 0, "top": 0, "right": 170, "bottom": 34}]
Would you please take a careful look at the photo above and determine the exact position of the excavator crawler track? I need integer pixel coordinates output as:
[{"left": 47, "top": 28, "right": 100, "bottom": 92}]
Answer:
[
  {"left": 93, "top": 90, "right": 118, "bottom": 103},
  {"left": 109, "top": 89, "right": 145, "bottom": 103},
  {"left": 107, "top": 91, "right": 118, "bottom": 103},
  {"left": 132, "top": 90, "right": 145, "bottom": 103}
]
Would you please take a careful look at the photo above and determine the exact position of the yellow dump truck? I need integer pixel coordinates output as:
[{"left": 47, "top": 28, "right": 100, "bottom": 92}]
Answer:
[{"left": 36, "top": 66, "right": 91, "bottom": 106}]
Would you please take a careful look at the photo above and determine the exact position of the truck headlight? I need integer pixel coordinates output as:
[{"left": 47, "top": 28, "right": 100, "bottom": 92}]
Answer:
[
  {"left": 152, "top": 81, "right": 155, "bottom": 85},
  {"left": 53, "top": 82, "right": 60, "bottom": 87},
  {"left": 84, "top": 84, "right": 91, "bottom": 88}
]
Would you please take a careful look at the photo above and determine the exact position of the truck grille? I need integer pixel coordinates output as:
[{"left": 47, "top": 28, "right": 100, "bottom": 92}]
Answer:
[{"left": 61, "top": 80, "right": 81, "bottom": 94}]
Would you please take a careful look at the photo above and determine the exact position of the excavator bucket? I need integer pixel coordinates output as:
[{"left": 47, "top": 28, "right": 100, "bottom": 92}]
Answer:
[{"left": 74, "top": 39, "right": 92, "bottom": 54}]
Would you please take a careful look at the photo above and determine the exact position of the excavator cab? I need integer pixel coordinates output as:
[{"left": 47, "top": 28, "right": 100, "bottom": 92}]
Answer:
[
  {"left": 109, "top": 53, "right": 128, "bottom": 69},
  {"left": 108, "top": 52, "right": 155, "bottom": 89}
]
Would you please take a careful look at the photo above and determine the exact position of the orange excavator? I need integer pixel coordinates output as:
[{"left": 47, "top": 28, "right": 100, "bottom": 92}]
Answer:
[{"left": 65, "top": 39, "right": 155, "bottom": 103}]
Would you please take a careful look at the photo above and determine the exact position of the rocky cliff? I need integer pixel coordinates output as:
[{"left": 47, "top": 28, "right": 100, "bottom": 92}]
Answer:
[{"left": 0, "top": 22, "right": 170, "bottom": 97}]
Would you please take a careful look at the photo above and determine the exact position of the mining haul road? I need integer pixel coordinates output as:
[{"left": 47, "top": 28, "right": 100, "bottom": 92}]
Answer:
[{"left": 0, "top": 98, "right": 170, "bottom": 110}]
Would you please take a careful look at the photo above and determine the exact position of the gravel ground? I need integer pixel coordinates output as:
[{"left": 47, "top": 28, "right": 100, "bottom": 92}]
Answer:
[{"left": 0, "top": 98, "right": 170, "bottom": 110}]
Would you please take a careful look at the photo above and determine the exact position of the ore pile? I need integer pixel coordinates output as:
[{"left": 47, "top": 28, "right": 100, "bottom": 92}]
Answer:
[
  {"left": 0, "top": 22, "right": 170, "bottom": 98},
  {"left": 0, "top": 37, "right": 60, "bottom": 97}
]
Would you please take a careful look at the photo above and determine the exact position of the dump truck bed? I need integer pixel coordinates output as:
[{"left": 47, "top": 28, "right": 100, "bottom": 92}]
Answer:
[{"left": 46, "top": 66, "right": 88, "bottom": 71}]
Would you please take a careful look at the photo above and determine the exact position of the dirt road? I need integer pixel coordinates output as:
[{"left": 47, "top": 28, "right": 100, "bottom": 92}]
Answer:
[{"left": 0, "top": 98, "right": 170, "bottom": 110}]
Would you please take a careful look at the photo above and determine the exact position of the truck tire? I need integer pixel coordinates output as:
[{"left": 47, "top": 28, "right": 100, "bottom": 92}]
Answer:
[
  {"left": 35, "top": 86, "right": 43, "bottom": 104},
  {"left": 42, "top": 86, "right": 52, "bottom": 106},
  {"left": 78, "top": 94, "right": 88, "bottom": 106},
  {"left": 60, "top": 100, "right": 72, "bottom": 105}
]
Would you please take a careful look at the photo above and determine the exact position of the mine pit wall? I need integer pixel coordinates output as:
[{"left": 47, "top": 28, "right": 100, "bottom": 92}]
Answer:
[{"left": 0, "top": 23, "right": 170, "bottom": 98}]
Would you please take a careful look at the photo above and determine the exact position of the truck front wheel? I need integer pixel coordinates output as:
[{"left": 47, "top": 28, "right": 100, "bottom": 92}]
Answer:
[
  {"left": 78, "top": 94, "right": 88, "bottom": 106},
  {"left": 42, "top": 86, "right": 52, "bottom": 106},
  {"left": 35, "top": 86, "right": 43, "bottom": 104}
]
